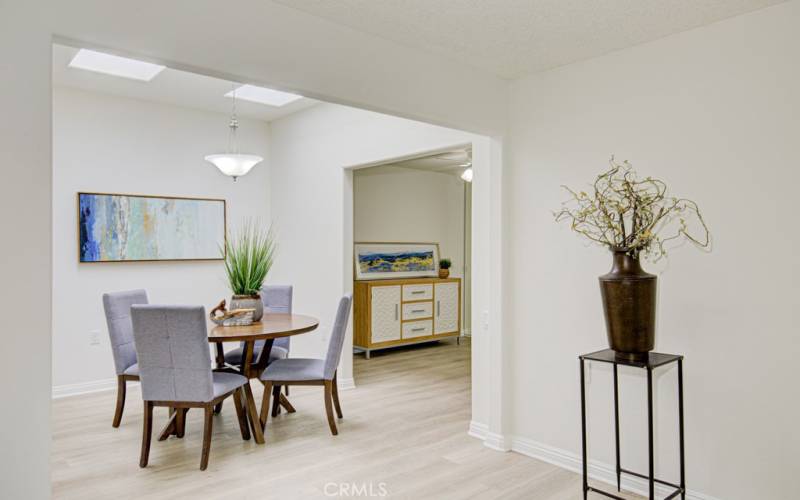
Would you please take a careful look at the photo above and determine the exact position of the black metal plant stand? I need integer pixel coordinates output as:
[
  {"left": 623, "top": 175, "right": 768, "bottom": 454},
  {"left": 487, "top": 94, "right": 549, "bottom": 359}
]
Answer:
[{"left": 579, "top": 349, "right": 685, "bottom": 500}]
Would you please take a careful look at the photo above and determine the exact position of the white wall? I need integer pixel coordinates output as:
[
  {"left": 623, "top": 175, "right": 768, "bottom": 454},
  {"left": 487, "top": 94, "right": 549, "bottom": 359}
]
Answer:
[
  {"left": 505, "top": 3, "right": 799, "bottom": 499},
  {"left": 0, "top": 4, "right": 52, "bottom": 498},
  {"left": 354, "top": 166, "right": 466, "bottom": 280},
  {"left": 268, "top": 103, "right": 495, "bottom": 424},
  {"left": 52, "top": 87, "right": 271, "bottom": 393}
]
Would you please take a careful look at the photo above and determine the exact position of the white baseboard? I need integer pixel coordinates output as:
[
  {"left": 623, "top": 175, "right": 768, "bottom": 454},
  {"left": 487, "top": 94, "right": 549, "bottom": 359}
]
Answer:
[
  {"left": 468, "top": 420, "right": 488, "bottom": 440},
  {"left": 466, "top": 424, "right": 717, "bottom": 500},
  {"left": 484, "top": 431, "right": 511, "bottom": 451},
  {"left": 468, "top": 421, "right": 511, "bottom": 451},
  {"left": 52, "top": 377, "right": 127, "bottom": 399},
  {"left": 338, "top": 377, "right": 356, "bottom": 390}
]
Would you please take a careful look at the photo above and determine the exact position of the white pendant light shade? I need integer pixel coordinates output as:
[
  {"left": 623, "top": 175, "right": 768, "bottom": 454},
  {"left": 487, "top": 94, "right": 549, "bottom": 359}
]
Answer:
[
  {"left": 207, "top": 85, "right": 262, "bottom": 181},
  {"left": 205, "top": 154, "right": 263, "bottom": 179},
  {"left": 461, "top": 167, "right": 474, "bottom": 182}
]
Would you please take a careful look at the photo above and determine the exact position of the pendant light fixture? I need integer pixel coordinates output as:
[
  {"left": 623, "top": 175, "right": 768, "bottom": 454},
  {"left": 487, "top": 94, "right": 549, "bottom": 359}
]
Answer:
[{"left": 205, "top": 85, "right": 263, "bottom": 181}]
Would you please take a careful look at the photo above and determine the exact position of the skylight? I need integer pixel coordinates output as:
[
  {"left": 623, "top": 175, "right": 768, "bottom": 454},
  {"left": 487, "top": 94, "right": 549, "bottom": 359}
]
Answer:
[
  {"left": 68, "top": 49, "right": 165, "bottom": 82},
  {"left": 225, "top": 84, "right": 303, "bottom": 107}
]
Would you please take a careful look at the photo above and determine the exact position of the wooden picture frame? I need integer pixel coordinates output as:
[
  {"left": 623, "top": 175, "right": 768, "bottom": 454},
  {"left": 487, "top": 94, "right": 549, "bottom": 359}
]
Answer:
[
  {"left": 78, "top": 192, "right": 227, "bottom": 263},
  {"left": 354, "top": 242, "right": 440, "bottom": 281}
]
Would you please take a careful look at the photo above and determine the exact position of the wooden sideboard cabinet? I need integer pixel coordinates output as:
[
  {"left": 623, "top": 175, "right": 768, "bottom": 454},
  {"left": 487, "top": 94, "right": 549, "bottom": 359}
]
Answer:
[{"left": 354, "top": 277, "right": 461, "bottom": 359}]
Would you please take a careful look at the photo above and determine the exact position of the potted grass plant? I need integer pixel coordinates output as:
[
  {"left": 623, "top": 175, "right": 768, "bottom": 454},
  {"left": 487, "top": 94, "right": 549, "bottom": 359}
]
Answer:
[
  {"left": 439, "top": 258, "right": 452, "bottom": 279},
  {"left": 222, "top": 220, "right": 276, "bottom": 322},
  {"left": 554, "top": 158, "right": 710, "bottom": 360}
]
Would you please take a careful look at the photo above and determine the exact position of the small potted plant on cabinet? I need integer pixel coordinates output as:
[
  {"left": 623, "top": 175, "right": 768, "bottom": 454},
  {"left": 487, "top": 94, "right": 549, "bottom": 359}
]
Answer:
[
  {"left": 439, "top": 258, "right": 452, "bottom": 279},
  {"left": 222, "top": 220, "right": 276, "bottom": 322}
]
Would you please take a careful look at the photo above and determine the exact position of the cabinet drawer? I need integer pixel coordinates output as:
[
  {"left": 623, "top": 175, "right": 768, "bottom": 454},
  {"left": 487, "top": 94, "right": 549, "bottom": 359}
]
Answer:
[
  {"left": 402, "top": 302, "right": 432, "bottom": 320},
  {"left": 402, "top": 320, "right": 433, "bottom": 339},
  {"left": 402, "top": 284, "right": 433, "bottom": 301}
]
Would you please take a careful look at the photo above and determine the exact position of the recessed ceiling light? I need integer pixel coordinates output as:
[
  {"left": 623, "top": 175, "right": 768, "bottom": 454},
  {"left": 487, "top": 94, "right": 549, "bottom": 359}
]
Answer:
[
  {"left": 225, "top": 84, "right": 303, "bottom": 107},
  {"left": 68, "top": 49, "right": 165, "bottom": 81}
]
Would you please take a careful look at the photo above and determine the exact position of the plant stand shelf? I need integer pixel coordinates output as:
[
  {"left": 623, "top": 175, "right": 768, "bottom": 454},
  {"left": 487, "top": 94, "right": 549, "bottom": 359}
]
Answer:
[{"left": 579, "top": 349, "right": 686, "bottom": 500}]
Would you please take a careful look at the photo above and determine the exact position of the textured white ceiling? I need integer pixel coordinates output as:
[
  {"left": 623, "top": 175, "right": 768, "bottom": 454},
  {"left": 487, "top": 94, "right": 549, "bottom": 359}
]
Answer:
[
  {"left": 52, "top": 44, "right": 318, "bottom": 122},
  {"left": 272, "top": 0, "right": 784, "bottom": 79}
]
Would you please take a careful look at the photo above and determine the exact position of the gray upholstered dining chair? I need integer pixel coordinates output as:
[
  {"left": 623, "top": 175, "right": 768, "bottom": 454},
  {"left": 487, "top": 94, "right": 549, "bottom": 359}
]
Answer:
[
  {"left": 102, "top": 289, "right": 149, "bottom": 428},
  {"left": 259, "top": 294, "right": 352, "bottom": 436},
  {"left": 223, "top": 285, "right": 293, "bottom": 367},
  {"left": 131, "top": 305, "right": 251, "bottom": 471}
]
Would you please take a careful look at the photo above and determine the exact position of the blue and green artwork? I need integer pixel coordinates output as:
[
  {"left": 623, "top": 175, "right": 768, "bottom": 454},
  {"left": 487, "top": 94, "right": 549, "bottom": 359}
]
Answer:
[
  {"left": 354, "top": 243, "right": 439, "bottom": 280},
  {"left": 78, "top": 193, "right": 226, "bottom": 262},
  {"left": 358, "top": 251, "right": 434, "bottom": 273}
]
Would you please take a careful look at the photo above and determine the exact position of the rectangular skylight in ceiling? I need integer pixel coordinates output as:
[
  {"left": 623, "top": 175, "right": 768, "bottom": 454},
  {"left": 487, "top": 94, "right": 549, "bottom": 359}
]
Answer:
[
  {"left": 68, "top": 49, "right": 166, "bottom": 82},
  {"left": 225, "top": 84, "right": 303, "bottom": 107}
]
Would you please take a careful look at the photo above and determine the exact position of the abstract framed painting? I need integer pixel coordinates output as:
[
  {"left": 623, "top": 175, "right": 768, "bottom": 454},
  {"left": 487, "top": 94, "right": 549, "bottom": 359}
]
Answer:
[
  {"left": 354, "top": 242, "right": 440, "bottom": 280},
  {"left": 78, "top": 192, "right": 226, "bottom": 263}
]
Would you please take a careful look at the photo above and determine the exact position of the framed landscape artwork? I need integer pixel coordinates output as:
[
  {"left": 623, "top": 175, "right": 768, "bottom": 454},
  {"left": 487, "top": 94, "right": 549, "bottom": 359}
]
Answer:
[
  {"left": 78, "top": 192, "right": 226, "bottom": 263},
  {"left": 354, "top": 242, "right": 440, "bottom": 280}
]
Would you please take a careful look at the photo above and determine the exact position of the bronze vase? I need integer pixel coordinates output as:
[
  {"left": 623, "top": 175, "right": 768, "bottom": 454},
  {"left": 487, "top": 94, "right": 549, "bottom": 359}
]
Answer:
[{"left": 599, "top": 250, "right": 657, "bottom": 361}]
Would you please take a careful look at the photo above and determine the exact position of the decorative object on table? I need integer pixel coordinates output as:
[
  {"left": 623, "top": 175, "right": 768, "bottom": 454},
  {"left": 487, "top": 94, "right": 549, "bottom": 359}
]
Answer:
[
  {"left": 205, "top": 85, "right": 263, "bottom": 181},
  {"left": 78, "top": 192, "right": 226, "bottom": 263},
  {"left": 209, "top": 299, "right": 255, "bottom": 327},
  {"left": 354, "top": 277, "right": 461, "bottom": 359},
  {"left": 555, "top": 158, "right": 710, "bottom": 360},
  {"left": 222, "top": 220, "right": 276, "bottom": 322},
  {"left": 438, "top": 258, "right": 452, "bottom": 279},
  {"left": 354, "top": 242, "right": 440, "bottom": 280}
]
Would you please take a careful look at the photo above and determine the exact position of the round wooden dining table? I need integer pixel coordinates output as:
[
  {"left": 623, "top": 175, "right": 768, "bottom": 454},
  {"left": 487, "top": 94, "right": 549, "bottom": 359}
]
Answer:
[{"left": 208, "top": 313, "right": 319, "bottom": 444}]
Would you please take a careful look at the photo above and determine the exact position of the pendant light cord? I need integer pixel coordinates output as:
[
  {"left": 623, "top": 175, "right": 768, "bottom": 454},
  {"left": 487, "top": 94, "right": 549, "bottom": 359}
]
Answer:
[{"left": 228, "top": 85, "right": 239, "bottom": 154}]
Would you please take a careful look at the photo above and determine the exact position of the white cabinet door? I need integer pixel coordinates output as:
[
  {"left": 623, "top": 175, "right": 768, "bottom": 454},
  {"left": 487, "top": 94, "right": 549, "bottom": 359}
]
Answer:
[
  {"left": 434, "top": 282, "right": 459, "bottom": 334},
  {"left": 370, "top": 285, "right": 401, "bottom": 343}
]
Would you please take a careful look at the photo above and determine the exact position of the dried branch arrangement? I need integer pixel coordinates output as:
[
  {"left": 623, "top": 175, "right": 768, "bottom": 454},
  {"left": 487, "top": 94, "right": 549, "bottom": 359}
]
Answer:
[{"left": 554, "top": 158, "right": 710, "bottom": 261}]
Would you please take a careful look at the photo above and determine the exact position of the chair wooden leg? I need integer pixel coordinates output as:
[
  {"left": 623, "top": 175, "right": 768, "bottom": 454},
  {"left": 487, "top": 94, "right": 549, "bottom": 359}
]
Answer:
[
  {"left": 140, "top": 401, "right": 153, "bottom": 468},
  {"left": 271, "top": 386, "right": 282, "bottom": 417},
  {"left": 242, "top": 382, "right": 265, "bottom": 444},
  {"left": 200, "top": 406, "right": 214, "bottom": 471},
  {"left": 279, "top": 393, "right": 296, "bottom": 413},
  {"left": 259, "top": 381, "right": 273, "bottom": 428},
  {"left": 332, "top": 373, "right": 343, "bottom": 419},
  {"left": 112, "top": 376, "right": 126, "bottom": 428},
  {"left": 232, "top": 388, "right": 251, "bottom": 440},
  {"left": 324, "top": 381, "right": 338, "bottom": 436},
  {"left": 176, "top": 408, "right": 187, "bottom": 438},
  {"left": 285, "top": 386, "right": 289, "bottom": 396},
  {"left": 157, "top": 408, "right": 178, "bottom": 441},
  {"left": 213, "top": 344, "right": 226, "bottom": 415}
]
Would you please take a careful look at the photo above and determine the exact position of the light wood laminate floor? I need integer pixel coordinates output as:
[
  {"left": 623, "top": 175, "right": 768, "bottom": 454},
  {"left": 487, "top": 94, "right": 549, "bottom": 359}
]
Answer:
[{"left": 52, "top": 338, "right": 642, "bottom": 499}]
